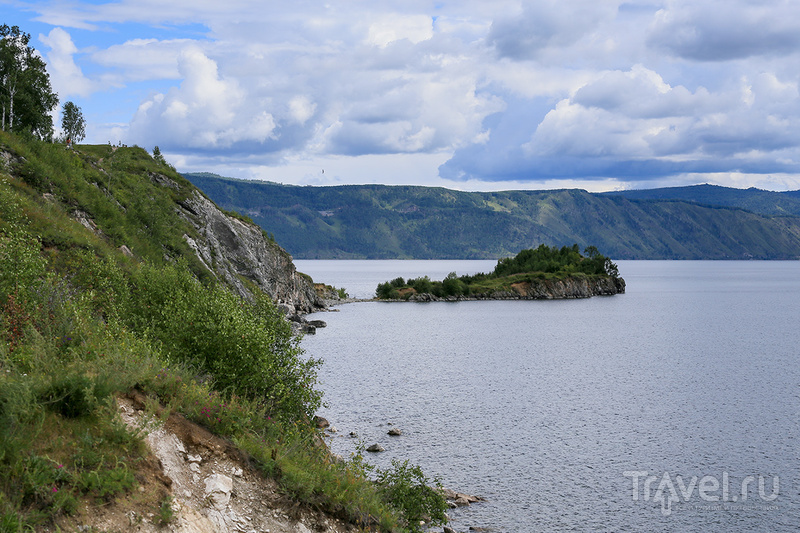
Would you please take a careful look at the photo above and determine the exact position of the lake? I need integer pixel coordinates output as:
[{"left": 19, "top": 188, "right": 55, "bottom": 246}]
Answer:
[{"left": 296, "top": 260, "right": 800, "bottom": 532}]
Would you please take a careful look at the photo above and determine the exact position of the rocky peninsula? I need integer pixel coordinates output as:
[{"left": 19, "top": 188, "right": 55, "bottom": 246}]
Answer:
[
  {"left": 375, "top": 244, "right": 625, "bottom": 302},
  {"left": 397, "top": 274, "right": 625, "bottom": 301}
]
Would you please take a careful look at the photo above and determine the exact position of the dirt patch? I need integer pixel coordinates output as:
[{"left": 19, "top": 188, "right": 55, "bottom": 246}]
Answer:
[
  {"left": 510, "top": 281, "right": 530, "bottom": 296},
  {"left": 49, "top": 392, "right": 358, "bottom": 533}
]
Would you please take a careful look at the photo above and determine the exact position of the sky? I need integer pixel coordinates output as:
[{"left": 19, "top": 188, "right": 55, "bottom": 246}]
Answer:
[{"left": 3, "top": 0, "right": 800, "bottom": 192}]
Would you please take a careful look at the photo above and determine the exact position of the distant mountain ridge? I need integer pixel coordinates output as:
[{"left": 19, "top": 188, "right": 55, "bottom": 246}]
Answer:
[
  {"left": 600, "top": 184, "right": 800, "bottom": 217},
  {"left": 183, "top": 173, "right": 800, "bottom": 260}
]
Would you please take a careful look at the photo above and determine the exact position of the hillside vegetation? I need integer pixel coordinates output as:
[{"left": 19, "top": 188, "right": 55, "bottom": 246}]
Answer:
[
  {"left": 0, "top": 132, "right": 446, "bottom": 532},
  {"left": 185, "top": 173, "right": 800, "bottom": 260}
]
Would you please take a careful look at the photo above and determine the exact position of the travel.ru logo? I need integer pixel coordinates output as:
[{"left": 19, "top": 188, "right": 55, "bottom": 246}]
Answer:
[{"left": 623, "top": 471, "right": 779, "bottom": 516}]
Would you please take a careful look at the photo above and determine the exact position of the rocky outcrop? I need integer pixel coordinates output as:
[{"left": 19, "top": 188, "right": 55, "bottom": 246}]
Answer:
[
  {"left": 498, "top": 275, "right": 626, "bottom": 299},
  {"left": 175, "top": 190, "right": 324, "bottom": 315},
  {"left": 404, "top": 276, "right": 625, "bottom": 302},
  {"left": 105, "top": 394, "right": 358, "bottom": 533}
]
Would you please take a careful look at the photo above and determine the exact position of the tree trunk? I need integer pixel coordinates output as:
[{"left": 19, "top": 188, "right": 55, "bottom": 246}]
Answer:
[{"left": 8, "top": 83, "right": 15, "bottom": 130}]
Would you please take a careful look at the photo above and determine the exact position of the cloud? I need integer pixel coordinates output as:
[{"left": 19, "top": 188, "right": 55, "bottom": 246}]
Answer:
[
  {"left": 92, "top": 38, "right": 196, "bottom": 82},
  {"left": 39, "top": 28, "right": 94, "bottom": 97},
  {"left": 14, "top": 0, "right": 800, "bottom": 191},
  {"left": 647, "top": 0, "right": 800, "bottom": 61},
  {"left": 442, "top": 65, "right": 800, "bottom": 182},
  {"left": 127, "top": 47, "right": 277, "bottom": 150},
  {"left": 366, "top": 14, "right": 433, "bottom": 47},
  {"left": 488, "top": 0, "right": 618, "bottom": 60}
]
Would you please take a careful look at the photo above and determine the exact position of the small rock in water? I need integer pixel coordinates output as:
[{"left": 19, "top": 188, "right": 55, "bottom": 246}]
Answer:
[
  {"left": 314, "top": 416, "right": 330, "bottom": 429},
  {"left": 348, "top": 431, "right": 358, "bottom": 438},
  {"left": 387, "top": 428, "right": 402, "bottom": 436},
  {"left": 366, "top": 444, "right": 385, "bottom": 453}
]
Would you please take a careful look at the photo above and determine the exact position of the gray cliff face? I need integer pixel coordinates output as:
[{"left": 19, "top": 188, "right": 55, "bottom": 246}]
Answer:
[
  {"left": 507, "top": 276, "right": 626, "bottom": 299},
  {"left": 175, "top": 189, "right": 323, "bottom": 314},
  {"left": 407, "top": 276, "right": 625, "bottom": 301}
]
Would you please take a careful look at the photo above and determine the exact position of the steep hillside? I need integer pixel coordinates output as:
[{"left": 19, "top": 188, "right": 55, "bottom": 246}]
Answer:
[
  {"left": 0, "top": 140, "right": 322, "bottom": 314},
  {"left": 184, "top": 173, "right": 800, "bottom": 260},
  {"left": 0, "top": 133, "right": 447, "bottom": 532}
]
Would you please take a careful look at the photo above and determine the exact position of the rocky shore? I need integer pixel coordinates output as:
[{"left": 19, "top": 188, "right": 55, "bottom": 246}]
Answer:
[{"left": 389, "top": 275, "right": 626, "bottom": 302}]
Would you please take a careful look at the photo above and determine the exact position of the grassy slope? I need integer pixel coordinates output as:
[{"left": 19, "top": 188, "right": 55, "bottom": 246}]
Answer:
[
  {"left": 184, "top": 174, "right": 800, "bottom": 260},
  {"left": 0, "top": 133, "right": 444, "bottom": 532}
]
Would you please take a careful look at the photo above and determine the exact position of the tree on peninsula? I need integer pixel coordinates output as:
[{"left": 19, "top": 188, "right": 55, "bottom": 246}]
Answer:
[
  {"left": 0, "top": 24, "right": 58, "bottom": 139},
  {"left": 61, "top": 101, "right": 86, "bottom": 143}
]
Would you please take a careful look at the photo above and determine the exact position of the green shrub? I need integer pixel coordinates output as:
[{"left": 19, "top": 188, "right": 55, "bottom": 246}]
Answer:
[
  {"left": 125, "top": 262, "right": 321, "bottom": 421},
  {"left": 408, "top": 276, "right": 432, "bottom": 294},
  {"left": 376, "top": 459, "right": 448, "bottom": 532},
  {"left": 40, "top": 374, "right": 102, "bottom": 418},
  {"left": 376, "top": 281, "right": 399, "bottom": 299}
]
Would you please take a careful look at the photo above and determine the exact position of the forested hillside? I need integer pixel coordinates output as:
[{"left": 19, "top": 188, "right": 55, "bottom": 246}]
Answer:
[
  {"left": 600, "top": 184, "right": 800, "bottom": 216},
  {"left": 185, "top": 173, "right": 800, "bottom": 260}
]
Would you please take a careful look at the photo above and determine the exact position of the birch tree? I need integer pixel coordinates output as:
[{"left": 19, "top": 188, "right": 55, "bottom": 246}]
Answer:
[
  {"left": 61, "top": 101, "right": 86, "bottom": 143},
  {"left": 0, "top": 25, "right": 58, "bottom": 139}
]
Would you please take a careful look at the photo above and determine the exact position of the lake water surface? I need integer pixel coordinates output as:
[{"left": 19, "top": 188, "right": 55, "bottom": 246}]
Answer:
[{"left": 297, "top": 260, "right": 800, "bottom": 532}]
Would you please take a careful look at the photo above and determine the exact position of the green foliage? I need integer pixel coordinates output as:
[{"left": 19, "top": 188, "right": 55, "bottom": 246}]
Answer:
[
  {"left": 493, "top": 243, "right": 618, "bottom": 277},
  {"left": 40, "top": 374, "right": 102, "bottom": 418},
  {"left": 0, "top": 25, "right": 58, "bottom": 139},
  {"left": 376, "top": 281, "right": 400, "bottom": 299},
  {"left": 157, "top": 494, "right": 175, "bottom": 525},
  {"left": 0, "top": 131, "right": 449, "bottom": 531},
  {"left": 0, "top": 178, "right": 46, "bottom": 303},
  {"left": 61, "top": 101, "right": 86, "bottom": 143},
  {"left": 376, "top": 459, "right": 448, "bottom": 532},
  {"left": 376, "top": 244, "right": 620, "bottom": 299},
  {"left": 123, "top": 261, "right": 322, "bottom": 420}
]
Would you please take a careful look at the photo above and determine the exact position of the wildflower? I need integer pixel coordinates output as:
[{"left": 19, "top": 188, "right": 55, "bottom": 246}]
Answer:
[{"left": 52, "top": 487, "right": 58, "bottom": 493}]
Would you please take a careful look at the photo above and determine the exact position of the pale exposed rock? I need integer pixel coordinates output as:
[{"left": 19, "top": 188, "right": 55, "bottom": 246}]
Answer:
[
  {"left": 366, "top": 444, "right": 385, "bottom": 453},
  {"left": 204, "top": 474, "right": 233, "bottom": 509},
  {"left": 72, "top": 210, "right": 100, "bottom": 234},
  {"left": 176, "top": 190, "right": 324, "bottom": 313},
  {"left": 113, "top": 395, "right": 357, "bottom": 533}
]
